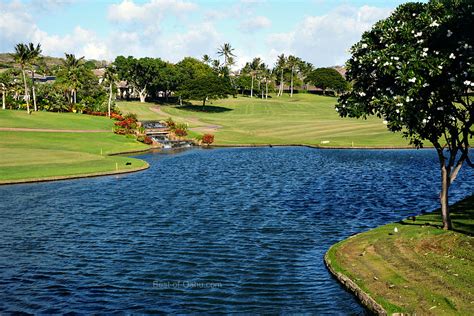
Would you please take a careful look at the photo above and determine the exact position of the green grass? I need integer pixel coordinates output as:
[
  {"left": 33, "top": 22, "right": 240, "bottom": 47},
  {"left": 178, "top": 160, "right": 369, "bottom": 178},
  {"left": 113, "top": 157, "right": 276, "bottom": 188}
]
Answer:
[
  {"left": 0, "top": 110, "right": 114, "bottom": 130},
  {"left": 327, "top": 195, "right": 474, "bottom": 315},
  {"left": 117, "top": 94, "right": 411, "bottom": 147},
  {"left": 0, "top": 110, "right": 149, "bottom": 183}
]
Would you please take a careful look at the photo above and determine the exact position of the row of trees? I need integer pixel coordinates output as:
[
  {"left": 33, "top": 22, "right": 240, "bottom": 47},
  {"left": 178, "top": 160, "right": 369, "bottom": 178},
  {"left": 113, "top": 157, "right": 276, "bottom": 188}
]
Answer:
[
  {"left": 1, "top": 41, "right": 349, "bottom": 112},
  {"left": 0, "top": 45, "right": 112, "bottom": 114}
]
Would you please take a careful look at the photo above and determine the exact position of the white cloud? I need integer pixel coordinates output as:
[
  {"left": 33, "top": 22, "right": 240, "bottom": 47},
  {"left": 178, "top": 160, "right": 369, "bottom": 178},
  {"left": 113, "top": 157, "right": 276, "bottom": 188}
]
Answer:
[
  {"left": 265, "top": 5, "right": 392, "bottom": 67},
  {"left": 108, "top": 0, "right": 197, "bottom": 23},
  {"left": 239, "top": 16, "right": 272, "bottom": 33}
]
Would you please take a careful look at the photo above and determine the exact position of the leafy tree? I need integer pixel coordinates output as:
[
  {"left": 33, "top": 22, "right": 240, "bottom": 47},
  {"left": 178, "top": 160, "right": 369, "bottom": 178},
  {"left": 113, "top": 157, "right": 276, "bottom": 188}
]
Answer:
[
  {"left": 177, "top": 60, "right": 232, "bottom": 106},
  {"left": 336, "top": 0, "right": 473, "bottom": 230},
  {"left": 0, "top": 71, "right": 14, "bottom": 110},
  {"left": 114, "top": 56, "right": 158, "bottom": 102},
  {"left": 307, "top": 68, "right": 348, "bottom": 95}
]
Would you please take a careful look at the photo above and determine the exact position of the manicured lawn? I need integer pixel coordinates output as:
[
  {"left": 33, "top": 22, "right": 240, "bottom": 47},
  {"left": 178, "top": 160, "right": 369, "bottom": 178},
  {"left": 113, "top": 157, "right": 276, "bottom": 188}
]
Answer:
[
  {"left": 0, "top": 110, "right": 149, "bottom": 183},
  {"left": 117, "top": 94, "right": 411, "bottom": 147},
  {"left": 0, "top": 110, "right": 114, "bottom": 130},
  {"left": 326, "top": 195, "right": 474, "bottom": 315}
]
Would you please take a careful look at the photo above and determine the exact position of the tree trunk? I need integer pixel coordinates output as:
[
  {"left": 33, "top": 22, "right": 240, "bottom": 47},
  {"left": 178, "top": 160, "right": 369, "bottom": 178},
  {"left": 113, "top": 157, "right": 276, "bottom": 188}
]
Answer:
[
  {"left": 203, "top": 98, "right": 206, "bottom": 106},
  {"left": 279, "top": 70, "right": 284, "bottom": 97},
  {"left": 440, "top": 165, "right": 452, "bottom": 230},
  {"left": 265, "top": 80, "right": 268, "bottom": 100},
  {"left": 21, "top": 69, "right": 30, "bottom": 114},
  {"left": 31, "top": 70, "right": 37, "bottom": 111},
  {"left": 250, "top": 76, "right": 254, "bottom": 98},
  {"left": 2, "top": 90, "right": 5, "bottom": 110},
  {"left": 73, "top": 89, "right": 77, "bottom": 105},
  {"left": 139, "top": 86, "right": 147, "bottom": 103},
  {"left": 290, "top": 67, "right": 294, "bottom": 98},
  {"left": 108, "top": 82, "right": 113, "bottom": 117}
]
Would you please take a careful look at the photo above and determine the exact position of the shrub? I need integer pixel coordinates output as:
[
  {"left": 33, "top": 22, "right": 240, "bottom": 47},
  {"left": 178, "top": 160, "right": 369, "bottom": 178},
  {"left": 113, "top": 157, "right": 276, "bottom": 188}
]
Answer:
[
  {"left": 143, "top": 136, "right": 153, "bottom": 145},
  {"left": 174, "top": 128, "right": 187, "bottom": 137},
  {"left": 111, "top": 113, "right": 124, "bottom": 120},
  {"left": 202, "top": 134, "right": 214, "bottom": 145},
  {"left": 165, "top": 117, "right": 175, "bottom": 129}
]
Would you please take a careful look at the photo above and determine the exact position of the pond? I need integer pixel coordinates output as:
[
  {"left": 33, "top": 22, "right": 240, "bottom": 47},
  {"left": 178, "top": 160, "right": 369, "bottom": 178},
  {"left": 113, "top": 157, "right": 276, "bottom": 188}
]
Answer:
[{"left": 0, "top": 147, "right": 473, "bottom": 313}]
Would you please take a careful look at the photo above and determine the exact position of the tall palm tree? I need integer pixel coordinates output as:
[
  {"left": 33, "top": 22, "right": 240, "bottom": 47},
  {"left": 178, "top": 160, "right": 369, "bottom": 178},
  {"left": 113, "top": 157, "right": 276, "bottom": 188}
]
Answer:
[
  {"left": 27, "top": 43, "right": 42, "bottom": 111},
  {"left": 249, "top": 57, "right": 261, "bottom": 98},
  {"left": 287, "top": 55, "right": 301, "bottom": 98},
  {"left": 62, "top": 53, "right": 85, "bottom": 106},
  {"left": 11, "top": 43, "right": 32, "bottom": 114},
  {"left": 275, "top": 54, "right": 286, "bottom": 97},
  {"left": 217, "top": 43, "right": 236, "bottom": 66},
  {"left": 103, "top": 65, "right": 118, "bottom": 117}
]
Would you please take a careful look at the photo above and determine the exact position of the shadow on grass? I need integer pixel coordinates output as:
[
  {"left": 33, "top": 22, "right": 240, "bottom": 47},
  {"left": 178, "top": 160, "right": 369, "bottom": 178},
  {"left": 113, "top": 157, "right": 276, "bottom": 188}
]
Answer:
[
  {"left": 398, "top": 194, "right": 474, "bottom": 236},
  {"left": 176, "top": 105, "right": 233, "bottom": 113}
]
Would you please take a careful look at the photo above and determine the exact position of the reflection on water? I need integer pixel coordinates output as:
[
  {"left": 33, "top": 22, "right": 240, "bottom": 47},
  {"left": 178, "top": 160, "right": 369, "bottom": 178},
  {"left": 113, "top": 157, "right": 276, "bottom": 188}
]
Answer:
[{"left": 0, "top": 147, "right": 472, "bottom": 313}]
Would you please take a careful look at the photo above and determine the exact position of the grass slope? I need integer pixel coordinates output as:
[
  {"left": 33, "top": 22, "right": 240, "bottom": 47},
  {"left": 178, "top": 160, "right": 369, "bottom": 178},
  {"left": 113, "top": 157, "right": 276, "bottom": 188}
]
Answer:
[
  {"left": 0, "top": 110, "right": 148, "bottom": 183},
  {"left": 118, "top": 94, "right": 410, "bottom": 147},
  {"left": 327, "top": 196, "right": 474, "bottom": 315}
]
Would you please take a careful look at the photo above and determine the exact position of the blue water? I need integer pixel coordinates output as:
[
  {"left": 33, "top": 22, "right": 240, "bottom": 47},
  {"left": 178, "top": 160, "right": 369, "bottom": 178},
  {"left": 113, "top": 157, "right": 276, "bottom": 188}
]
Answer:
[{"left": 0, "top": 147, "right": 472, "bottom": 314}]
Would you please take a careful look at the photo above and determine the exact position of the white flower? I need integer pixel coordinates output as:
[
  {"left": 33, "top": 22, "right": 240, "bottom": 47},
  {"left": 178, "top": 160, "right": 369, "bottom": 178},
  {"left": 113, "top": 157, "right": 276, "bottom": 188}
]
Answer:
[
  {"left": 423, "top": 83, "right": 430, "bottom": 87},
  {"left": 412, "top": 13, "right": 416, "bottom": 17},
  {"left": 437, "top": 107, "right": 444, "bottom": 111},
  {"left": 464, "top": 80, "right": 472, "bottom": 86},
  {"left": 383, "top": 120, "right": 388, "bottom": 125},
  {"left": 392, "top": 56, "right": 399, "bottom": 61},
  {"left": 335, "top": 108, "right": 339, "bottom": 112},
  {"left": 359, "top": 92, "right": 366, "bottom": 97},
  {"left": 414, "top": 31, "right": 423, "bottom": 37},
  {"left": 361, "top": 43, "right": 368, "bottom": 49},
  {"left": 422, "top": 118, "right": 428, "bottom": 124},
  {"left": 428, "top": 116, "right": 431, "bottom": 120},
  {"left": 438, "top": 65, "right": 443, "bottom": 70},
  {"left": 396, "top": 109, "right": 400, "bottom": 113},
  {"left": 449, "top": 53, "right": 456, "bottom": 59},
  {"left": 423, "top": 48, "right": 429, "bottom": 52},
  {"left": 354, "top": 57, "right": 358, "bottom": 61},
  {"left": 396, "top": 103, "right": 403, "bottom": 107},
  {"left": 406, "top": 96, "right": 413, "bottom": 102},
  {"left": 417, "top": 39, "right": 424, "bottom": 44},
  {"left": 408, "top": 77, "right": 416, "bottom": 83},
  {"left": 430, "top": 21, "right": 440, "bottom": 27},
  {"left": 447, "top": 30, "right": 453, "bottom": 37},
  {"left": 422, "top": 52, "right": 428, "bottom": 57}
]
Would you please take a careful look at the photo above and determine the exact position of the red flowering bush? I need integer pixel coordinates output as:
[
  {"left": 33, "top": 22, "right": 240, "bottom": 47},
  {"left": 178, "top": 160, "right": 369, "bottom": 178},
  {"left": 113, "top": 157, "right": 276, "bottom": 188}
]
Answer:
[
  {"left": 174, "top": 128, "right": 187, "bottom": 137},
  {"left": 202, "top": 134, "right": 214, "bottom": 145},
  {"left": 143, "top": 136, "right": 153, "bottom": 145},
  {"left": 111, "top": 113, "right": 124, "bottom": 121}
]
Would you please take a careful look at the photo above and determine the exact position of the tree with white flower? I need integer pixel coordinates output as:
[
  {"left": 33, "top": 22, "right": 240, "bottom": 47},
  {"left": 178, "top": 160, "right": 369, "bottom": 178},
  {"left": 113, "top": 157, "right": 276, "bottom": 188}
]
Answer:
[{"left": 336, "top": 0, "right": 473, "bottom": 230}]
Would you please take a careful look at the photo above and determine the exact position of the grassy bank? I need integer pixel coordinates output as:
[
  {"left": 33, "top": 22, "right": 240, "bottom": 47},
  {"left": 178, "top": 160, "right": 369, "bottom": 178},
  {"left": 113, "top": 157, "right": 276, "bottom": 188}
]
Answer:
[
  {"left": 0, "top": 110, "right": 149, "bottom": 183},
  {"left": 326, "top": 196, "right": 474, "bottom": 315},
  {"left": 117, "top": 94, "right": 411, "bottom": 147}
]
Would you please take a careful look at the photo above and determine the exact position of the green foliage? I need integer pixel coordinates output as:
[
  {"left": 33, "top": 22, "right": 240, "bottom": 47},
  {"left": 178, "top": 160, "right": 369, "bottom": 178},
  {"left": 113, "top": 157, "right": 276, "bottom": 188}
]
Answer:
[
  {"left": 337, "top": 0, "right": 473, "bottom": 151},
  {"left": 35, "top": 83, "right": 69, "bottom": 112},
  {"left": 306, "top": 68, "right": 348, "bottom": 94}
]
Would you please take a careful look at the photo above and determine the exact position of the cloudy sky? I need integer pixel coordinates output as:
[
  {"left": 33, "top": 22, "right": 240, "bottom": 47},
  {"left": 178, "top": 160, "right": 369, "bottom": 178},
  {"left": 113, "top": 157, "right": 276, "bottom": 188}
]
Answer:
[{"left": 0, "top": 0, "right": 418, "bottom": 68}]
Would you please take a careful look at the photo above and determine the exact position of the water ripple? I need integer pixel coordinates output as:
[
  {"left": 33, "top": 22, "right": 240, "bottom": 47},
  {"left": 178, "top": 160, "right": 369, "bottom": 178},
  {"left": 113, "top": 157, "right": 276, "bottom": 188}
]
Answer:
[{"left": 0, "top": 147, "right": 472, "bottom": 314}]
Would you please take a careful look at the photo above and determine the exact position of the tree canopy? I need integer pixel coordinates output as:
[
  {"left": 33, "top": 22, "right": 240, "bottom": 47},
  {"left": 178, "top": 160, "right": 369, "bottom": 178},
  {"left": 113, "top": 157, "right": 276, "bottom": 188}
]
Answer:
[
  {"left": 336, "top": 0, "right": 473, "bottom": 230},
  {"left": 306, "top": 67, "right": 348, "bottom": 94}
]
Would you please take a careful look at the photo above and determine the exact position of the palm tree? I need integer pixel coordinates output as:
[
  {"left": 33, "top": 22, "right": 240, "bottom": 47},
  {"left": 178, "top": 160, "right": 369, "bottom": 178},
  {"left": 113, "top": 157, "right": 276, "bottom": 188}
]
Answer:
[
  {"left": 103, "top": 65, "right": 118, "bottom": 117},
  {"left": 62, "top": 53, "right": 85, "bottom": 106},
  {"left": 249, "top": 57, "right": 261, "bottom": 98},
  {"left": 11, "top": 43, "right": 32, "bottom": 114},
  {"left": 287, "top": 55, "right": 301, "bottom": 98},
  {"left": 202, "top": 54, "right": 211, "bottom": 65},
  {"left": 275, "top": 54, "right": 286, "bottom": 97},
  {"left": 27, "top": 43, "right": 42, "bottom": 111},
  {"left": 217, "top": 43, "right": 236, "bottom": 66}
]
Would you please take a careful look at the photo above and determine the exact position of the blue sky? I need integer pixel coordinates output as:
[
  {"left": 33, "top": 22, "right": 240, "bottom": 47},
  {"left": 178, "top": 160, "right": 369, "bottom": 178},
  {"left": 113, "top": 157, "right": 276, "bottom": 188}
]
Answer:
[{"left": 0, "top": 0, "right": 418, "bottom": 67}]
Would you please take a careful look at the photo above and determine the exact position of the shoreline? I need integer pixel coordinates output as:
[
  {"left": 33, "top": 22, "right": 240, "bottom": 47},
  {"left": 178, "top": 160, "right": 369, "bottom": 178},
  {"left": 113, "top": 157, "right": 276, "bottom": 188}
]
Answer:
[
  {"left": 324, "top": 196, "right": 474, "bottom": 315},
  {"left": 0, "top": 143, "right": 431, "bottom": 186}
]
